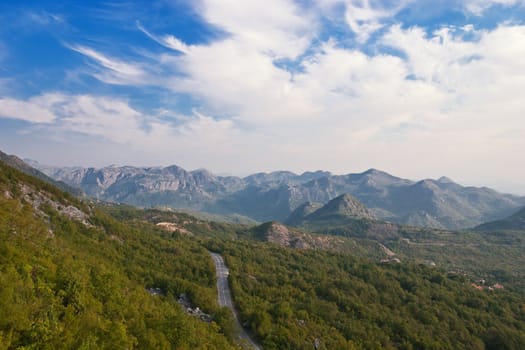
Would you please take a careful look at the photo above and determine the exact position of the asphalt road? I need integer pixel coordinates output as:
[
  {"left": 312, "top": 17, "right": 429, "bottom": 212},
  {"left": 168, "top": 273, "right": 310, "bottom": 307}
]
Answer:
[{"left": 210, "top": 252, "right": 262, "bottom": 350}]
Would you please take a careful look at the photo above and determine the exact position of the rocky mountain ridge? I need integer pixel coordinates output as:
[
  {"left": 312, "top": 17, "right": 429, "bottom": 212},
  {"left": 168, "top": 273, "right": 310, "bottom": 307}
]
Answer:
[{"left": 31, "top": 160, "right": 525, "bottom": 230}]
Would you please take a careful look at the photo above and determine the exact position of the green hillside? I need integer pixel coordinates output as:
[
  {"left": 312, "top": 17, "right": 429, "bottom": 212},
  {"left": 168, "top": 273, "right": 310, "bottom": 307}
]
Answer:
[
  {"left": 216, "top": 240, "right": 525, "bottom": 350},
  {"left": 3, "top": 157, "right": 525, "bottom": 350},
  {"left": 0, "top": 150, "right": 81, "bottom": 195},
  {"left": 0, "top": 160, "right": 235, "bottom": 349}
]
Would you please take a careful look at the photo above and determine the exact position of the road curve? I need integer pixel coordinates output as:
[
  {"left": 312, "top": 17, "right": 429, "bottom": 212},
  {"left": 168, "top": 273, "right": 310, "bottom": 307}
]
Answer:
[{"left": 210, "top": 252, "right": 262, "bottom": 350}]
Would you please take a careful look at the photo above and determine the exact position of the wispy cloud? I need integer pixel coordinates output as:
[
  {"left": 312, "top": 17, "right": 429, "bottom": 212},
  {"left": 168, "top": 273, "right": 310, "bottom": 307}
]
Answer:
[
  {"left": 344, "top": 0, "right": 393, "bottom": 42},
  {"left": 26, "top": 11, "right": 64, "bottom": 25},
  {"left": 0, "top": 94, "right": 65, "bottom": 123},
  {"left": 0, "top": 93, "right": 235, "bottom": 148},
  {"left": 136, "top": 21, "right": 192, "bottom": 54},
  {"left": 68, "top": 45, "right": 148, "bottom": 85},
  {"left": 465, "top": 0, "right": 525, "bottom": 15}
]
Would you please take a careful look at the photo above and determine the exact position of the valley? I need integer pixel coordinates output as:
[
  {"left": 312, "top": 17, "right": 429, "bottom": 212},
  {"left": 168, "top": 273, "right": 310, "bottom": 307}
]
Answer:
[
  {"left": 3, "top": 1, "right": 525, "bottom": 348},
  {"left": 2, "top": 153, "right": 525, "bottom": 349}
]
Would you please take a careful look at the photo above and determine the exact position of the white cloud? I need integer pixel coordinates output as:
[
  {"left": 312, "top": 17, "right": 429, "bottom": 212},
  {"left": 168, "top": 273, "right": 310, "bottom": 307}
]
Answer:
[
  {"left": 344, "top": 0, "right": 391, "bottom": 42},
  {"left": 315, "top": 0, "right": 413, "bottom": 43},
  {"left": 69, "top": 45, "right": 148, "bottom": 85},
  {"left": 149, "top": 17, "right": 525, "bottom": 186},
  {"left": 136, "top": 21, "right": 192, "bottom": 54},
  {"left": 8, "top": 0, "right": 524, "bottom": 191},
  {"left": 197, "top": 0, "right": 313, "bottom": 59},
  {"left": 370, "top": 23, "right": 525, "bottom": 185},
  {"left": 0, "top": 94, "right": 65, "bottom": 123},
  {"left": 55, "top": 95, "right": 147, "bottom": 143},
  {"left": 0, "top": 93, "right": 241, "bottom": 157},
  {"left": 0, "top": 94, "right": 147, "bottom": 142},
  {"left": 465, "top": 0, "right": 525, "bottom": 14}
]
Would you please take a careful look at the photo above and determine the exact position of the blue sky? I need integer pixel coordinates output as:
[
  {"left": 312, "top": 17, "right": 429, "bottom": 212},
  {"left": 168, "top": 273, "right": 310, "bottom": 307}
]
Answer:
[{"left": 1, "top": 0, "right": 525, "bottom": 194}]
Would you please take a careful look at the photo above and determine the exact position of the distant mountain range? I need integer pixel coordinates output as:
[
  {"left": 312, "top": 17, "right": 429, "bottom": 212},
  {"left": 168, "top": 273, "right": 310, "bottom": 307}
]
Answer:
[{"left": 27, "top": 160, "right": 525, "bottom": 230}]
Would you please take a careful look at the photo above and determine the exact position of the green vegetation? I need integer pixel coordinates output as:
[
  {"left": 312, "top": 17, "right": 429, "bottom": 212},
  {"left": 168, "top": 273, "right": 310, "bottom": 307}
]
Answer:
[
  {"left": 289, "top": 200, "right": 525, "bottom": 294},
  {"left": 3, "top": 158, "right": 525, "bottom": 350},
  {"left": 213, "top": 240, "right": 525, "bottom": 350},
  {"left": 0, "top": 161, "right": 235, "bottom": 349},
  {"left": 391, "top": 228, "right": 525, "bottom": 292}
]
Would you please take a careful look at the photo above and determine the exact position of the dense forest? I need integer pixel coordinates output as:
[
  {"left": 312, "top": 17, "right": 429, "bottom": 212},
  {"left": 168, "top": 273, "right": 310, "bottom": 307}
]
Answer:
[
  {"left": 2, "top": 158, "right": 525, "bottom": 349},
  {"left": 213, "top": 240, "right": 525, "bottom": 349},
  {"left": 0, "top": 161, "right": 235, "bottom": 349}
]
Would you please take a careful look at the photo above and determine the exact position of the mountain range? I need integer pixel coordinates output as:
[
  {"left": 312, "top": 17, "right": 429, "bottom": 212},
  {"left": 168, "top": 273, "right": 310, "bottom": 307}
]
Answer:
[
  {"left": 28, "top": 160, "right": 525, "bottom": 230},
  {"left": 6, "top": 153, "right": 525, "bottom": 349}
]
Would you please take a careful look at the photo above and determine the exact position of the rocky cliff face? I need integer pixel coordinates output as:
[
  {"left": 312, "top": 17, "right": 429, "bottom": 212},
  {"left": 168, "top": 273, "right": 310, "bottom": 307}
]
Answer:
[{"left": 33, "top": 161, "right": 525, "bottom": 230}]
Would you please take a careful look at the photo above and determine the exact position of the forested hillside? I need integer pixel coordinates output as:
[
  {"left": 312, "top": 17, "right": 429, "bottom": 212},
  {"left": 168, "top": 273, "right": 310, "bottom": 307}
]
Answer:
[
  {"left": 3, "top": 158, "right": 525, "bottom": 350},
  {"left": 213, "top": 240, "right": 525, "bottom": 350},
  {"left": 0, "top": 161, "right": 235, "bottom": 349}
]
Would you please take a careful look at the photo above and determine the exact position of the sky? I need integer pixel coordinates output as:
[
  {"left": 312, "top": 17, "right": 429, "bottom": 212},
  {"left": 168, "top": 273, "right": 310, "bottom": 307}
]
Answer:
[{"left": 0, "top": 0, "right": 525, "bottom": 194}]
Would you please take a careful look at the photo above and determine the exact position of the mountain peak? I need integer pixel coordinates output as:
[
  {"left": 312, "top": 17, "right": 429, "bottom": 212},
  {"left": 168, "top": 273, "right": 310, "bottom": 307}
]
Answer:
[
  {"left": 191, "top": 168, "right": 215, "bottom": 177},
  {"left": 309, "top": 193, "right": 376, "bottom": 220},
  {"left": 362, "top": 168, "right": 384, "bottom": 176},
  {"left": 164, "top": 164, "right": 187, "bottom": 176},
  {"left": 416, "top": 179, "right": 439, "bottom": 189},
  {"left": 437, "top": 176, "right": 455, "bottom": 184}
]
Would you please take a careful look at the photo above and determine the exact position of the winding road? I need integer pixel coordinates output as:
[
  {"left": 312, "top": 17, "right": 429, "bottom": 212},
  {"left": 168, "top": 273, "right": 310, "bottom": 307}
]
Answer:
[{"left": 210, "top": 252, "right": 262, "bottom": 350}]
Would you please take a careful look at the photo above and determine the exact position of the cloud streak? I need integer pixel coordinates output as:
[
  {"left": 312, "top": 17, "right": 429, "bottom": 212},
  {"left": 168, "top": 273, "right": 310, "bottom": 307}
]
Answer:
[
  {"left": 136, "top": 21, "right": 192, "bottom": 54},
  {"left": 465, "top": 0, "right": 525, "bottom": 14},
  {"left": 68, "top": 45, "right": 149, "bottom": 85}
]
